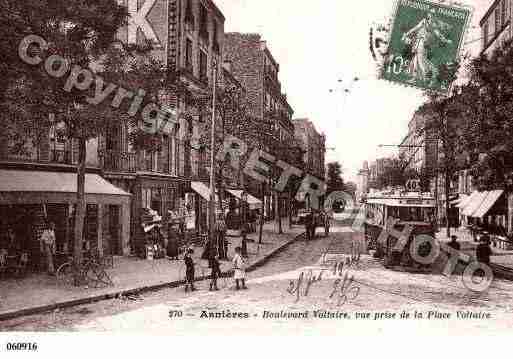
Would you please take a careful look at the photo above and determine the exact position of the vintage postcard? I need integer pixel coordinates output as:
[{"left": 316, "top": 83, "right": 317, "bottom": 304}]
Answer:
[{"left": 0, "top": 0, "right": 512, "bottom": 356}]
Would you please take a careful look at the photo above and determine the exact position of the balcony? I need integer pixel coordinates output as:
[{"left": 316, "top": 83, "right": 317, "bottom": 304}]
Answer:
[
  {"left": 100, "top": 150, "right": 137, "bottom": 173},
  {"left": 50, "top": 149, "right": 73, "bottom": 164}
]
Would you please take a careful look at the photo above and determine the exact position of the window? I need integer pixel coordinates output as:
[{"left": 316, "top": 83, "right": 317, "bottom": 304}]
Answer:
[
  {"left": 185, "top": 38, "right": 193, "bottom": 71},
  {"left": 496, "top": 7, "right": 501, "bottom": 34},
  {"left": 502, "top": 0, "right": 508, "bottom": 27},
  {"left": 199, "top": 3, "right": 209, "bottom": 41},
  {"left": 199, "top": 50, "right": 208, "bottom": 81},
  {"left": 185, "top": 0, "right": 194, "bottom": 28},
  {"left": 213, "top": 21, "right": 219, "bottom": 53}
]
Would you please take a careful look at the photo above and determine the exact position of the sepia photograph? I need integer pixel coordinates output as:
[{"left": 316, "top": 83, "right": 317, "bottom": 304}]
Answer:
[{"left": 0, "top": 0, "right": 512, "bottom": 356}]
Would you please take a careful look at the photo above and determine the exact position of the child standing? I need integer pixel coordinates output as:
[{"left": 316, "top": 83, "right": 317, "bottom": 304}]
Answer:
[
  {"left": 232, "top": 246, "right": 247, "bottom": 290},
  {"left": 184, "top": 248, "right": 196, "bottom": 292},
  {"left": 209, "top": 252, "right": 221, "bottom": 291}
]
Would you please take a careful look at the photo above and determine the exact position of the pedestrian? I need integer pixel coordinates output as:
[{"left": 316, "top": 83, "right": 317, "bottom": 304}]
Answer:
[
  {"left": 232, "top": 246, "right": 247, "bottom": 290},
  {"left": 209, "top": 252, "right": 221, "bottom": 291},
  {"left": 215, "top": 213, "right": 227, "bottom": 260},
  {"left": 447, "top": 235, "right": 461, "bottom": 252},
  {"left": 40, "top": 222, "right": 56, "bottom": 275},
  {"left": 184, "top": 247, "right": 196, "bottom": 292},
  {"left": 309, "top": 210, "right": 317, "bottom": 240},
  {"left": 304, "top": 209, "right": 313, "bottom": 241},
  {"left": 324, "top": 210, "right": 330, "bottom": 237},
  {"left": 476, "top": 234, "right": 493, "bottom": 266},
  {"left": 166, "top": 224, "right": 179, "bottom": 260}
]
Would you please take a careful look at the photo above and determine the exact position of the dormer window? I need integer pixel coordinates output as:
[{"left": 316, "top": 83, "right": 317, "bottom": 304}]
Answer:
[
  {"left": 213, "top": 20, "right": 220, "bottom": 53},
  {"left": 199, "top": 3, "right": 209, "bottom": 42},
  {"left": 185, "top": 0, "right": 194, "bottom": 29}
]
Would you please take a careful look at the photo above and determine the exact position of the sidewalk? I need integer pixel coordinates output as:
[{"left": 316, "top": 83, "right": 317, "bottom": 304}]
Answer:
[{"left": 0, "top": 220, "right": 304, "bottom": 322}]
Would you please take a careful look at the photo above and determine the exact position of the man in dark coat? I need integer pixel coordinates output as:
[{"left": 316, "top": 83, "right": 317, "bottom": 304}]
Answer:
[
  {"left": 184, "top": 248, "right": 196, "bottom": 292},
  {"left": 476, "top": 234, "right": 493, "bottom": 265},
  {"left": 447, "top": 235, "right": 461, "bottom": 252},
  {"left": 304, "top": 209, "right": 313, "bottom": 241}
]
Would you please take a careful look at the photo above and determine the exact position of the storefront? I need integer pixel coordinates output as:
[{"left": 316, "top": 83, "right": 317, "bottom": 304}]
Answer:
[
  {"left": 0, "top": 169, "right": 131, "bottom": 271},
  {"left": 129, "top": 175, "right": 186, "bottom": 256},
  {"left": 460, "top": 190, "right": 507, "bottom": 234}
]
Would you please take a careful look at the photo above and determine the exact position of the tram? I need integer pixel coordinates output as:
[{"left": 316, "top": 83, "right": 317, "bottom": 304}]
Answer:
[{"left": 364, "top": 190, "right": 436, "bottom": 270}]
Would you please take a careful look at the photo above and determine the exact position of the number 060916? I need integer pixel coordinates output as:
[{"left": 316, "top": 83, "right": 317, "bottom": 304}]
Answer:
[{"left": 6, "top": 343, "right": 38, "bottom": 351}]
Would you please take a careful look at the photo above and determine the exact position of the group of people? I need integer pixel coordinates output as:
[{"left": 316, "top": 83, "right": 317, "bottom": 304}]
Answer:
[
  {"left": 183, "top": 246, "right": 247, "bottom": 292},
  {"left": 303, "top": 209, "right": 330, "bottom": 241},
  {"left": 447, "top": 233, "right": 493, "bottom": 266},
  {"left": 0, "top": 221, "right": 57, "bottom": 276}
]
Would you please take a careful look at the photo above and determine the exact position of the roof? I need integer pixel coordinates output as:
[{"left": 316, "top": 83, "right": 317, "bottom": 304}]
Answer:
[
  {"left": 480, "top": 0, "right": 501, "bottom": 26},
  {"left": 0, "top": 170, "right": 130, "bottom": 196},
  {"left": 366, "top": 192, "right": 435, "bottom": 207}
]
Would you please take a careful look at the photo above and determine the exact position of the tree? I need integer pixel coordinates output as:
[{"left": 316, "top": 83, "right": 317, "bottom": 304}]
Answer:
[
  {"left": 457, "top": 41, "right": 513, "bottom": 191},
  {"left": 419, "top": 89, "right": 464, "bottom": 237},
  {"left": 0, "top": 1, "right": 178, "bottom": 283},
  {"left": 369, "top": 157, "right": 409, "bottom": 190},
  {"left": 326, "top": 162, "right": 345, "bottom": 194}
]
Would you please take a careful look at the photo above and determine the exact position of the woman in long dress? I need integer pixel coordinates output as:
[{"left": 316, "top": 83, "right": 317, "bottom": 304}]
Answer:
[
  {"left": 232, "top": 246, "right": 247, "bottom": 290},
  {"left": 401, "top": 11, "right": 452, "bottom": 86}
]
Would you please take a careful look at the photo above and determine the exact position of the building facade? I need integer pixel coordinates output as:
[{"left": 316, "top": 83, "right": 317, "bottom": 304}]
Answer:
[
  {"left": 481, "top": 0, "right": 512, "bottom": 56},
  {"left": 103, "top": 0, "right": 227, "bottom": 252},
  {"left": 398, "top": 111, "right": 436, "bottom": 174},
  {"left": 292, "top": 119, "right": 326, "bottom": 182},
  {"left": 223, "top": 32, "right": 296, "bottom": 218}
]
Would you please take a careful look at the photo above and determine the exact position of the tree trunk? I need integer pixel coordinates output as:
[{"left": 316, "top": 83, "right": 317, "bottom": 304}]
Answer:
[
  {"left": 288, "top": 191, "right": 292, "bottom": 229},
  {"left": 445, "top": 168, "right": 451, "bottom": 238},
  {"left": 73, "top": 137, "right": 87, "bottom": 286},
  {"left": 258, "top": 182, "right": 265, "bottom": 244},
  {"left": 275, "top": 190, "right": 283, "bottom": 234}
]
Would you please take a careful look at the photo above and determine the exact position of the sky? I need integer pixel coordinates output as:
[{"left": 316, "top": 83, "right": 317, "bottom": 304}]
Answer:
[{"left": 215, "top": 0, "right": 492, "bottom": 182}]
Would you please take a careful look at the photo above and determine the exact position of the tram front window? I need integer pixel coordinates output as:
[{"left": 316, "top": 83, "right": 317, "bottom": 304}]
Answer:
[{"left": 393, "top": 207, "right": 423, "bottom": 222}]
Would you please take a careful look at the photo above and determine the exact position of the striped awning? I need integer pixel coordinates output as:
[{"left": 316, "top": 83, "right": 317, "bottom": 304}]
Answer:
[
  {"left": 225, "top": 189, "right": 262, "bottom": 210},
  {"left": 472, "top": 190, "right": 504, "bottom": 218},
  {"left": 461, "top": 191, "right": 488, "bottom": 217}
]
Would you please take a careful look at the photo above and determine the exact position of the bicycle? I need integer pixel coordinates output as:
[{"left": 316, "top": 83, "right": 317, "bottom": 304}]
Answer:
[{"left": 56, "top": 253, "right": 114, "bottom": 288}]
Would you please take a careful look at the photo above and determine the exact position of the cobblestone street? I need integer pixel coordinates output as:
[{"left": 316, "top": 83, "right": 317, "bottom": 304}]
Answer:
[{"left": 3, "top": 219, "right": 513, "bottom": 334}]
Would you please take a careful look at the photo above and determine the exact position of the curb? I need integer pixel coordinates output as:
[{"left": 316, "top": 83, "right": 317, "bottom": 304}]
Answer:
[{"left": 0, "top": 231, "right": 304, "bottom": 323}]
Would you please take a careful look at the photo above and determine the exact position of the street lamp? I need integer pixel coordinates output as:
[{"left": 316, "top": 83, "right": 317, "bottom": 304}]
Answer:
[
  {"left": 241, "top": 190, "right": 248, "bottom": 257},
  {"left": 208, "top": 61, "right": 218, "bottom": 244}
]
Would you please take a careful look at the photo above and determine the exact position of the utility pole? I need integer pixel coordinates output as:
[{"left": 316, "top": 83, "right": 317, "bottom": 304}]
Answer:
[
  {"left": 208, "top": 62, "right": 217, "bottom": 243},
  {"left": 434, "top": 137, "right": 439, "bottom": 233}
]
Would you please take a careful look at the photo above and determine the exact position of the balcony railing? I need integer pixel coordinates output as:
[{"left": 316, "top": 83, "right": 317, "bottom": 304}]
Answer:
[
  {"left": 50, "top": 149, "right": 73, "bottom": 164},
  {"left": 100, "top": 150, "right": 137, "bottom": 173}
]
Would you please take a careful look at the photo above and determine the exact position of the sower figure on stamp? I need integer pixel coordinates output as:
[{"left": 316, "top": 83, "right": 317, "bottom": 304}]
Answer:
[
  {"left": 232, "top": 246, "right": 247, "bottom": 290},
  {"left": 401, "top": 9, "right": 452, "bottom": 86}
]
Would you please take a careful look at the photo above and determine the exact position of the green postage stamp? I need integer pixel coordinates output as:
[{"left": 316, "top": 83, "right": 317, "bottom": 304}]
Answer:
[{"left": 382, "top": 0, "right": 472, "bottom": 92}]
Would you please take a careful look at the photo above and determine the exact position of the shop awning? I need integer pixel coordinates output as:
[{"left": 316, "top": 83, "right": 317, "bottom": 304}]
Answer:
[
  {"left": 455, "top": 194, "right": 471, "bottom": 208},
  {"left": 472, "top": 190, "right": 504, "bottom": 218},
  {"left": 0, "top": 169, "right": 130, "bottom": 205},
  {"left": 225, "top": 189, "right": 262, "bottom": 210},
  {"left": 191, "top": 181, "right": 218, "bottom": 202},
  {"left": 462, "top": 191, "right": 488, "bottom": 217}
]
